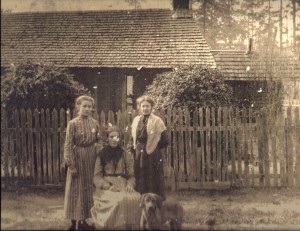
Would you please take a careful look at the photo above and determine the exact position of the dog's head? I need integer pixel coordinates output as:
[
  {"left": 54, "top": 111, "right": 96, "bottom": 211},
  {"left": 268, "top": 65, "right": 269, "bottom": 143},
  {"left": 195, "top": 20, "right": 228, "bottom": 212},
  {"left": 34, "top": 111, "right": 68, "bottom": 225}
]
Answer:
[{"left": 140, "top": 193, "right": 163, "bottom": 214}]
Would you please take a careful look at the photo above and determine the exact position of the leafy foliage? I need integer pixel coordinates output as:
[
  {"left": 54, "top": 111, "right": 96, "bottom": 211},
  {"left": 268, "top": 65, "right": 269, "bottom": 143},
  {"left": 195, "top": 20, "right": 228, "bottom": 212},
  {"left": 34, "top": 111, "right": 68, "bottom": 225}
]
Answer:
[
  {"left": 1, "top": 60, "right": 90, "bottom": 111},
  {"left": 144, "top": 65, "right": 233, "bottom": 109}
]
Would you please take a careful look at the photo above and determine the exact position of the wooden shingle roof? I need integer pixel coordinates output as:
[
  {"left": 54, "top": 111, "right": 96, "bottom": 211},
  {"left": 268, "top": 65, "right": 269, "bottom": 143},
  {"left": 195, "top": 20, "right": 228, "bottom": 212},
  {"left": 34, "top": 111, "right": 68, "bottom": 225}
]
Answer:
[
  {"left": 212, "top": 50, "right": 300, "bottom": 81},
  {"left": 1, "top": 9, "right": 216, "bottom": 68}
]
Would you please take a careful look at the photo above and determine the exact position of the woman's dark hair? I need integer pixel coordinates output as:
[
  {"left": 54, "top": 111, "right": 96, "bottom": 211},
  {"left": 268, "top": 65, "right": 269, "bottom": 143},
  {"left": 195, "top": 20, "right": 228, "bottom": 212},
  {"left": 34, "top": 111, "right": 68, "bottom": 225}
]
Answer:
[{"left": 105, "top": 125, "right": 121, "bottom": 136}]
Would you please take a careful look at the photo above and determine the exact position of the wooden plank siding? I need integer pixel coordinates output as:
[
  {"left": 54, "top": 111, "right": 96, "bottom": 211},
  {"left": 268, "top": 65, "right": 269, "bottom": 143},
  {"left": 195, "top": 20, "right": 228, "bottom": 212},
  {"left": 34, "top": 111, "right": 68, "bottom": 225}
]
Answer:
[{"left": 1, "top": 106, "right": 300, "bottom": 189}]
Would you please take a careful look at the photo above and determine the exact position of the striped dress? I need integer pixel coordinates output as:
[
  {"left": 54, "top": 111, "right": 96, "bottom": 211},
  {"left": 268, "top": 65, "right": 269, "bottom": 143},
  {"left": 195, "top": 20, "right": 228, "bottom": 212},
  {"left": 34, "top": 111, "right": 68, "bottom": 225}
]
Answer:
[
  {"left": 64, "top": 115, "right": 103, "bottom": 220},
  {"left": 91, "top": 146, "right": 141, "bottom": 229}
]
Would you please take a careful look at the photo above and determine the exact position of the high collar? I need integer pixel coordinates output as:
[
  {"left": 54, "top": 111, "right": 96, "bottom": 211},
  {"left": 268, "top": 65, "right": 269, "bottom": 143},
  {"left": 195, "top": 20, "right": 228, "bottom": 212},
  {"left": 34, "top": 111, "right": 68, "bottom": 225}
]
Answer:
[{"left": 79, "top": 114, "right": 89, "bottom": 119}]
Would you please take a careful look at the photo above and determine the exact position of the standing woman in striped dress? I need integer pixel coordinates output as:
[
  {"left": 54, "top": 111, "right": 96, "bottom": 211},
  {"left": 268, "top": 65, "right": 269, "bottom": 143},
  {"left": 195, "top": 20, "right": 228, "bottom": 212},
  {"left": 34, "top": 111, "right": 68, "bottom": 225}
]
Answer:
[{"left": 64, "top": 95, "right": 104, "bottom": 230}]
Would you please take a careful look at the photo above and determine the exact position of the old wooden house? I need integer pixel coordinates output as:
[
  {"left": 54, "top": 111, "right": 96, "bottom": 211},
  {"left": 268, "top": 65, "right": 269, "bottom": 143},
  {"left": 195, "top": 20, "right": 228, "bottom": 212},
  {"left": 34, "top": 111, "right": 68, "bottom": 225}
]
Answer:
[{"left": 1, "top": 4, "right": 215, "bottom": 112}]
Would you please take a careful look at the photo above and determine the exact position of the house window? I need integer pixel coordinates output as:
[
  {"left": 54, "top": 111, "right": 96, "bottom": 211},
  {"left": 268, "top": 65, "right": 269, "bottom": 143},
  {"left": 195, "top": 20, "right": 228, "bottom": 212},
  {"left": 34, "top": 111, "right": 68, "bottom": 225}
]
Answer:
[{"left": 173, "top": 0, "right": 189, "bottom": 10}]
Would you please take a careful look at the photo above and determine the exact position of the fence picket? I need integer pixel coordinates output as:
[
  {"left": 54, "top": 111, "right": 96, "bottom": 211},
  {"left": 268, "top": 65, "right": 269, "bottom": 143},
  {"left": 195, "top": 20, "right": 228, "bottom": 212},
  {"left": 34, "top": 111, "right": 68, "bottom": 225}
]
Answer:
[
  {"left": 60, "top": 108, "right": 66, "bottom": 182},
  {"left": 217, "top": 107, "right": 222, "bottom": 182},
  {"left": 199, "top": 107, "right": 205, "bottom": 182},
  {"left": 184, "top": 107, "right": 191, "bottom": 182},
  {"left": 9, "top": 128, "right": 15, "bottom": 177},
  {"left": 178, "top": 108, "right": 184, "bottom": 182},
  {"left": 211, "top": 107, "right": 217, "bottom": 181},
  {"left": 271, "top": 109, "right": 278, "bottom": 187},
  {"left": 278, "top": 109, "right": 286, "bottom": 186},
  {"left": 223, "top": 108, "right": 229, "bottom": 181},
  {"left": 34, "top": 109, "right": 42, "bottom": 185},
  {"left": 295, "top": 107, "right": 300, "bottom": 187},
  {"left": 14, "top": 110, "right": 21, "bottom": 179},
  {"left": 41, "top": 109, "right": 48, "bottom": 184},
  {"left": 166, "top": 108, "right": 173, "bottom": 189},
  {"left": 229, "top": 107, "right": 236, "bottom": 184},
  {"left": 235, "top": 108, "right": 243, "bottom": 186},
  {"left": 27, "top": 109, "right": 34, "bottom": 180},
  {"left": 2, "top": 111, "right": 9, "bottom": 178},
  {"left": 46, "top": 109, "right": 53, "bottom": 184},
  {"left": 2, "top": 106, "right": 299, "bottom": 189},
  {"left": 52, "top": 109, "right": 59, "bottom": 184},
  {"left": 172, "top": 107, "right": 179, "bottom": 189},
  {"left": 205, "top": 107, "right": 211, "bottom": 182},
  {"left": 192, "top": 109, "right": 198, "bottom": 182},
  {"left": 286, "top": 107, "right": 294, "bottom": 186},
  {"left": 249, "top": 108, "right": 255, "bottom": 187},
  {"left": 20, "top": 109, "right": 27, "bottom": 180}
]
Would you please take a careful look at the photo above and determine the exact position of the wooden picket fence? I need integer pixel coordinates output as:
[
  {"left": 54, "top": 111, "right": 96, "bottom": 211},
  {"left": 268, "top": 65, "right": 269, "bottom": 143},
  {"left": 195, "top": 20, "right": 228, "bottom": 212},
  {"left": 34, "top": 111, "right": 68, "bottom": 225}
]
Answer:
[{"left": 1, "top": 106, "right": 300, "bottom": 189}]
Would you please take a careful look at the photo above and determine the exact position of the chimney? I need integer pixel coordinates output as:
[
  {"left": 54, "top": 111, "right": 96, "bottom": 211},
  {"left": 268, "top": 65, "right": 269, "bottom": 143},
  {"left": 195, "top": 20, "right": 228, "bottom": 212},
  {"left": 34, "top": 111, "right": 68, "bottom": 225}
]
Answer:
[
  {"left": 246, "top": 38, "right": 253, "bottom": 54},
  {"left": 172, "top": 0, "right": 192, "bottom": 19}
]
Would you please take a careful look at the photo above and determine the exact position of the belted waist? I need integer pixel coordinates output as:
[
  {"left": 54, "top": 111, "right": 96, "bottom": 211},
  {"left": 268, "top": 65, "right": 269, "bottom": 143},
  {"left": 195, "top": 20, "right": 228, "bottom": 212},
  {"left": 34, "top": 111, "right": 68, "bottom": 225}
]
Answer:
[
  {"left": 74, "top": 142, "right": 95, "bottom": 148},
  {"left": 103, "top": 173, "right": 125, "bottom": 177},
  {"left": 136, "top": 138, "right": 147, "bottom": 144}
]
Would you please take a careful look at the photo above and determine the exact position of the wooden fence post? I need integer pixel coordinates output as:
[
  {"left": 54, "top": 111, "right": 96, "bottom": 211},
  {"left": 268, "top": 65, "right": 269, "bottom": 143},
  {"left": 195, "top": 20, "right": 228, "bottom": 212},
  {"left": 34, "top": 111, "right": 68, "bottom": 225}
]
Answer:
[
  {"left": 60, "top": 108, "right": 66, "bottom": 182},
  {"left": 177, "top": 108, "right": 184, "bottom": 183},
  {"left": 14, "top": 109, "right": 21, "bottom": 179},
  {"left": 223, "top": 107, "right": 229, "bottom": 182},
  {"left": 27, "top": 109, "right": 34, "bottom": 181},
  {"left": 278, "top": 108, "right": 286, "bottom": 186},
  {"left": 20, "top": 109, "right": 27, "bottom": 181},
  {"left": 205, "top": 107, "right": 211, "bottom": 182},
  {"left": 34, "top": 109, "right": 42, "bottom": 185},
  {"left": 184, "top": 107, "right": 191, "bottom": 182},
  {"left": 41, "top": 109, "right": 48, "bottom": 184},
  {"left": 295, "top": 107, "right": 300, "bottom": 187},
  {"left": 211, "top": 107, "right": 217, "bottom": 182},
  {"left": 52, "top": 109, "right": 59, "bottom": 184},
  {"left": 192, "top": 108, "right": 198, "bottom": 182},
  {"left": 286, "top": 107, "right": 294, "bottom": 187},
  {"left": 2, "top": 110, "right": 9, "bottom": 178},
  {"left": 172, "top": 107, "right": 179, "bottom": 189},
  {"left": 199, "top": 107, "right": 205, "bottom": 183},
  {"left": 46, "top": 108, "right": 53, "bottom": 184}
]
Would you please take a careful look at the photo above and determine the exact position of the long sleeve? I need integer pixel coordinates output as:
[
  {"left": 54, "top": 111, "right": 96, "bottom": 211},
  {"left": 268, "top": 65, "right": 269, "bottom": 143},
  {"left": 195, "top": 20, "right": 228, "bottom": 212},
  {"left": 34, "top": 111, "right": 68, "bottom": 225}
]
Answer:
[
  {"left": 126, "top": 136, "right": 135, "bottom": 158},
  {"left": 95, "top": 124, "right": 106, "bottom": 154},
  {"left": 93, "top": 155, "right": 108, "bottom": 188},
  {"left": 64, "top": 120, "right": 76, "bottom": 170},
  {"left": 124, "top": 151, "right": 136, "bottom": 188},
  {"left": 157, "top": 130, "right": 169, "bottom": 149}
]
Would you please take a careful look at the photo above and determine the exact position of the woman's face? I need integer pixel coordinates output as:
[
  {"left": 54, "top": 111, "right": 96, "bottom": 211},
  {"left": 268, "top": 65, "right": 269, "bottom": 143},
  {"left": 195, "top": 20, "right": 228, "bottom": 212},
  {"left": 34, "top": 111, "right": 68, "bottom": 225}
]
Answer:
[
  {"left": 108, "top": 131, "right": 120, "bottom": 148},
  {"left": 78, "top": 100, "right": 93, "bottom": 117},
  {"left": 140, "top": 101, "right": 152, "bottom": 115}
]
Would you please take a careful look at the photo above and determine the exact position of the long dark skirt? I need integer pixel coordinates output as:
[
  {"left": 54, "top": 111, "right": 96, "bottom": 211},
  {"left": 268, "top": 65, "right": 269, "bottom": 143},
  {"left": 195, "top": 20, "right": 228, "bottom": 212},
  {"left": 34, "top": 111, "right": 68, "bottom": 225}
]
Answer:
[{"left": 134, "top": 142, "right": 165, "bottom": 200}]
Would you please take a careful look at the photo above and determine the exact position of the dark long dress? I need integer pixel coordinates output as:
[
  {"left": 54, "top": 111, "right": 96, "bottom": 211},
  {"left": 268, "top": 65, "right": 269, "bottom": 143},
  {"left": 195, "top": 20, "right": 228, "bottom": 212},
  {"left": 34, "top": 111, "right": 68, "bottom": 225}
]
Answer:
[
  {"left": 128, "top": 115, "right": 168, "bottom": 199},
  {"left": 91, "top": 145, "right": 141, "bottom": 229}
]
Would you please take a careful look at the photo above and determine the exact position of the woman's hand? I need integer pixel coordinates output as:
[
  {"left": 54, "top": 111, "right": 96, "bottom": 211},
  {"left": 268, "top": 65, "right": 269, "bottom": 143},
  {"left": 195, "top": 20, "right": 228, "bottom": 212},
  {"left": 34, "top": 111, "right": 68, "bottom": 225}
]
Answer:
[
  {"left": 124, "top": 185, "right": 135, "bottom": 193},
  {"left": 102, "top": 182, "right": 112, "bottom": 190},
  {"left": 109, "top": 185, "right": 121, "bottom": 192}
]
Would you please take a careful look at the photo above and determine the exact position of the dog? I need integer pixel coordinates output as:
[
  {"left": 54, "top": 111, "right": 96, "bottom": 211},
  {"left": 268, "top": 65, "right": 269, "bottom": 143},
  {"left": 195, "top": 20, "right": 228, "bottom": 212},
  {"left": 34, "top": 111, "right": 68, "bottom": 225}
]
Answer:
[{"left": 140, "top": 193, "right": 183, "bottom": 230}]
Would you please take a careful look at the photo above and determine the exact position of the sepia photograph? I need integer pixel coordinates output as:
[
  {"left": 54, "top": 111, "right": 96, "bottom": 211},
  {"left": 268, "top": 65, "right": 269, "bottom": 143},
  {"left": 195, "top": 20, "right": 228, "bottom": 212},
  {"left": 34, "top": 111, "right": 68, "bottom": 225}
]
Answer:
[{"left": 1, "top": 0, "right": 300, "bottom": 230}]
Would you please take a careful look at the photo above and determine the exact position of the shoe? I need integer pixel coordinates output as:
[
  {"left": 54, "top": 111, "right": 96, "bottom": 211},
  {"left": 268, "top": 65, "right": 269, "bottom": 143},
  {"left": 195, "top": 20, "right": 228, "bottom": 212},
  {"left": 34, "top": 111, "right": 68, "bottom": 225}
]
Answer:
[
  {"left": 68, "top": 224, "right": 76, "bottom": 231},
  {"left": 78, "top": 220, "right": 95, "bottom": 230}
]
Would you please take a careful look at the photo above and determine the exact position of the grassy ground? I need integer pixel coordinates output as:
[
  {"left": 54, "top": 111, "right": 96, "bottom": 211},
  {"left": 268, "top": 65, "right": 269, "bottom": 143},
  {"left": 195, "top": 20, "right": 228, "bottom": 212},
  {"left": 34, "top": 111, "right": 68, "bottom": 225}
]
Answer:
[{"left": 1, "top": 186, "right": 300, "bottom": 230}]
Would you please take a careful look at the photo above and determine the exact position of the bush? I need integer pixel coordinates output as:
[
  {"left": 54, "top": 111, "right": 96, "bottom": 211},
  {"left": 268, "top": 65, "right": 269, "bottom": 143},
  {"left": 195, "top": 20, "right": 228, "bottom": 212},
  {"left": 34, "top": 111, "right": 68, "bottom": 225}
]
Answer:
[
  {"left": 1, "top": 60, "right": 90, "bottom": 111},
  {"left": 144, "top": 65, "right": 233, "bottom": 109}
]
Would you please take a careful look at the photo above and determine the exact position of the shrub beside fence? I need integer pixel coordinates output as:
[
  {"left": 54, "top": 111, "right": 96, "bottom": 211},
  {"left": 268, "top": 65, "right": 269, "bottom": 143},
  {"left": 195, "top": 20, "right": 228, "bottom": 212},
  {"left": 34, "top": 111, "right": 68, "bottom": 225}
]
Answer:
[{"left": 1, "top": 106, "right": 300, "bottom": 189}]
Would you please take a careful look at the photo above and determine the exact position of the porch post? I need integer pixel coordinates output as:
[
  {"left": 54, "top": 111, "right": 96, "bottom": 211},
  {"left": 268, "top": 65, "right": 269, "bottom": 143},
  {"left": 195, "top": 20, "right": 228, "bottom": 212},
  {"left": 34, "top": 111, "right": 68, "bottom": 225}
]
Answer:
[{"left": 126, "top": 75, "right": 133, "bottom": 110}]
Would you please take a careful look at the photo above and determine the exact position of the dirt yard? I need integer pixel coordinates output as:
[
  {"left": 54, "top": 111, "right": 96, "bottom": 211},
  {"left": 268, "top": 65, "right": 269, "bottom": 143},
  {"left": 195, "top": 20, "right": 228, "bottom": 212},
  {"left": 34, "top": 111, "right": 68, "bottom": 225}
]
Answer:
[{"left": 1, "top": 186, "right": 300, "bottom": 230}]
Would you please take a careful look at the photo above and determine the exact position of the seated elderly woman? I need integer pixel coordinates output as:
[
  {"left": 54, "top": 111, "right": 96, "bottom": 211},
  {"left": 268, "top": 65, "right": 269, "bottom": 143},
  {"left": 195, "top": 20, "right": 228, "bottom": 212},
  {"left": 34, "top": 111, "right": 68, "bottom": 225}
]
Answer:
[{"left": 91, "top": 126, "right": 141, "bottom": 230}]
